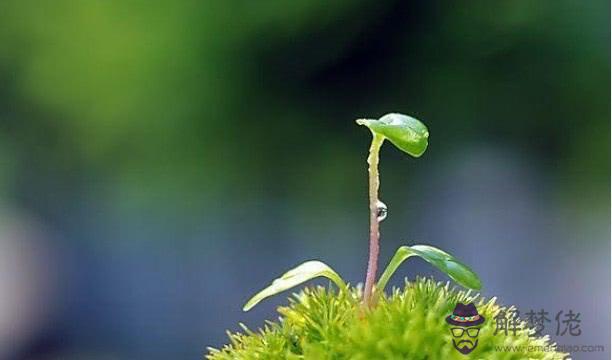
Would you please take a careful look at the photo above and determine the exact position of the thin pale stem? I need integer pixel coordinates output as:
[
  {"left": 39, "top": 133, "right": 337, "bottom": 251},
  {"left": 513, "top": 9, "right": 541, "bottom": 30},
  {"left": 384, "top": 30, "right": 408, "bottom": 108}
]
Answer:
[{"left": 362, "top": 133, "right": 384, "bottom": 307}]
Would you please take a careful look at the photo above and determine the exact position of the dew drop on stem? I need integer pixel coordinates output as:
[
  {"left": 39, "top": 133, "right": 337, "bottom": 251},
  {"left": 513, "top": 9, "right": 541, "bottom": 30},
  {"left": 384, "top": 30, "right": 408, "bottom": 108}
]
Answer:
[{"left": 376, "top": 200, "right": 388, "bottom": 222}]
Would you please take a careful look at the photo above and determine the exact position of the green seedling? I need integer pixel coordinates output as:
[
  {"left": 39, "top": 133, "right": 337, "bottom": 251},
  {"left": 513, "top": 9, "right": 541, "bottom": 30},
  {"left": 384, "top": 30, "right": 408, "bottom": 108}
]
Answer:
[
  {"left": 209, "top": 113, "right": 567, "bottom": 359},
  {"left": 243, "top": 113, "right": 481, "bottom": 311}
]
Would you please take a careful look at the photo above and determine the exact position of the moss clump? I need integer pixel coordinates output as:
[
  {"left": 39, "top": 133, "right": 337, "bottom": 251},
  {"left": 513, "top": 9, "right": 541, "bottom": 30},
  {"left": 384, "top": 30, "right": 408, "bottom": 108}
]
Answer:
[{"left": 207, "top": 278, "right": 568, "bottom": 359}]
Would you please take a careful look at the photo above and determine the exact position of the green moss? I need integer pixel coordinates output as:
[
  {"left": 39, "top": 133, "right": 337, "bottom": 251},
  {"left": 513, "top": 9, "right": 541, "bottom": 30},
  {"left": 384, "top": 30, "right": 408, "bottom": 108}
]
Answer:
[{"left": 207, "top": 278, "right": 568, "bottom": 359}]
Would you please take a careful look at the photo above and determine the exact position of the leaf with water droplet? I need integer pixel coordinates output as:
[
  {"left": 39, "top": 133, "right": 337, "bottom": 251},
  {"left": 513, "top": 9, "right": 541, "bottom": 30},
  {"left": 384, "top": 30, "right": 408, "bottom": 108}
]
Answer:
[
  {"left": 377, "top": 244, "right": 482, "bottom": 293},
  {"left": 356, "top": 113, "right": 429, "bottom": 157},
  {"left": 243, "top": 260, "right": 346, "bottom": 311},
  {"left": 376, "top": 200, "right": 388, "bottom": 222}
]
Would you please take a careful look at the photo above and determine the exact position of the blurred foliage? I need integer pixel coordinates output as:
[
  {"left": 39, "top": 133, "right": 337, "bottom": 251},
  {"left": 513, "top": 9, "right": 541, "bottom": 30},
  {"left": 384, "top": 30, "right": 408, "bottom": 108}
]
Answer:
[{"left": 0, "top": 0, "right": 608, "bottom": 221}]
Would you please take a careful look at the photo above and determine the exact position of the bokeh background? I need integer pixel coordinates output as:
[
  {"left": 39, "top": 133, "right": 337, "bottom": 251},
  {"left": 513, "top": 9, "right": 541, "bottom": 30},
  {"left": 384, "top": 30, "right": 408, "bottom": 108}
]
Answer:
[{"left": 0, "top": 1, "right": 609, "bottom": 359}]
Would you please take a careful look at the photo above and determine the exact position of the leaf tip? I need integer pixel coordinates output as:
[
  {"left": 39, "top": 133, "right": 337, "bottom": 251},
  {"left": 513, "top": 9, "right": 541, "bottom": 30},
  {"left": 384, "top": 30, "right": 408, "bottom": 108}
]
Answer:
[
  {"left": 355, "top": 118, "right": 374, "bottom": 127},
  {"left": 242, "top": 298, "right": 257, "bottom": 312},
  {"left": 470, "top": 277, "right": 483, "bottom": 291}
]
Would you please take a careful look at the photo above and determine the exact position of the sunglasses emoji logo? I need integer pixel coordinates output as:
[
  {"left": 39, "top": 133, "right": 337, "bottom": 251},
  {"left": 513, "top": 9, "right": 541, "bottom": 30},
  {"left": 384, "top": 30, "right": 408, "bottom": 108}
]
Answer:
[{"left": 446, "top": 303, "right": 485, "bottom": 355}]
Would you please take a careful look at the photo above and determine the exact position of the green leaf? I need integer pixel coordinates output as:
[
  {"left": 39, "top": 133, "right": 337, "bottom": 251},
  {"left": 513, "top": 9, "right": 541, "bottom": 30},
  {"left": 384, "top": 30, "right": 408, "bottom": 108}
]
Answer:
[
  {"left": 356, "top": 113, "right": 429, "bottom": 157},
  {"left": 376, "top": 244, "right": 482, "bottom": 292},
  {"left": 243, "top": 260, "right": 346, "bottom": 311}
]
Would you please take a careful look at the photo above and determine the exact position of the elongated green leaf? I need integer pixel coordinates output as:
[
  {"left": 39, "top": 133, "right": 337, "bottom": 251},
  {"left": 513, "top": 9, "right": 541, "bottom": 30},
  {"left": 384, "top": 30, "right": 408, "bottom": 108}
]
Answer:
[
  {"left": 377, "top": 244, "right": 482, "bottom": 292},
  {"left": 243, "top": 260, "right": 346, "bottom": 311},
  {"left": 356, "top": 113, "right": 429, "bottom": 157}
]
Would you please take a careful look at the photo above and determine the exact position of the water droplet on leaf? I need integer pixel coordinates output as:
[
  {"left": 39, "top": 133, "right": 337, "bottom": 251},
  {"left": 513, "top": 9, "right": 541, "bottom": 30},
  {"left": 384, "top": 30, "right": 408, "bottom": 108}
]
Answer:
[{"left": 376, "top": 200, "right": 388, "bottom": 222}]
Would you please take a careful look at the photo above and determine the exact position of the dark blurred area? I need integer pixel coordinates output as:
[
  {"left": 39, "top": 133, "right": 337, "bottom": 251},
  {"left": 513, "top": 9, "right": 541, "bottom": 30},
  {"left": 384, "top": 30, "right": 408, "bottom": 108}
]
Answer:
[{"left": 0, "top": 1, "right": 609, "bottom": 359}]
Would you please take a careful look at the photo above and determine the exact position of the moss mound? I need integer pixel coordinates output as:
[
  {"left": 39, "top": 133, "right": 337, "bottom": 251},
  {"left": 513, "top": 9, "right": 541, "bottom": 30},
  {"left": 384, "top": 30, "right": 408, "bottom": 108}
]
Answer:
[{"left": 207, "top": 278, "right": 567, "bottom": 359}]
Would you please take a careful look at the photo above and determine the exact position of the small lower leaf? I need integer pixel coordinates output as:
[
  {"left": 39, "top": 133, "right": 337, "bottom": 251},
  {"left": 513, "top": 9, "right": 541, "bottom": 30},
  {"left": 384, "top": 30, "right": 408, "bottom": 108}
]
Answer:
[
  {"left": 243, "top": 260, "right": 346, "bottom": 311},
  {"left": 377, "top": 244, "right": 482, "bottom": 293}
]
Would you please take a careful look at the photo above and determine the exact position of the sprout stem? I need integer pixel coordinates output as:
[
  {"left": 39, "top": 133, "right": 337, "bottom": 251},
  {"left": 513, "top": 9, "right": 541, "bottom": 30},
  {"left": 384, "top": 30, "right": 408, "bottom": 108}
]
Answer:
[{"left": 363, "top": 133, "right": 384, "bottom": 307}]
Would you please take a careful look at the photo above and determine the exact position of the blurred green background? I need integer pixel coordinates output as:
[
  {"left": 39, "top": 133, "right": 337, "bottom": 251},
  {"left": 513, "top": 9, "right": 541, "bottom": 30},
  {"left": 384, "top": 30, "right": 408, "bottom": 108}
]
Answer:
[{"left": 0, "top": 1, "right": 609, "bottom": 359}]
